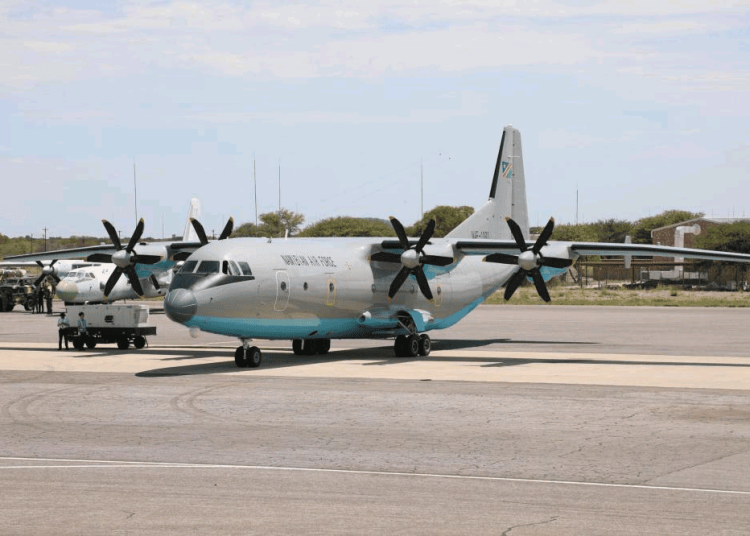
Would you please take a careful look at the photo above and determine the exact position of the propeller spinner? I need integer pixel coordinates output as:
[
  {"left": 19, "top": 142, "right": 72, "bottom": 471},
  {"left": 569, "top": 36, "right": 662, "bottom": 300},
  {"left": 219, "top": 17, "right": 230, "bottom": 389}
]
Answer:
[
  {"left": 34, "top": 259, "right": 61, "bottom": 287},
  {"left": 370, "top": 218, "right": 454, "bottom": 302},
  {"left": 99, "top": 218, "right": 162, "bottom": 300},
  {"left": 484, "top": 217, "right": 572, "bottom": 302}
]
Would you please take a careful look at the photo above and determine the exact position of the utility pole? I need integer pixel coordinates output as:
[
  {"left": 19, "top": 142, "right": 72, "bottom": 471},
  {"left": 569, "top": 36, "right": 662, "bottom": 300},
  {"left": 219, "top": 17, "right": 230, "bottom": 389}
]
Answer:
[
  {"left": 420, "top": 159, "right": 424, "bottom": 219},
  {"left": 30, "top": 233, "right": 33, "bottom": 254},
  {"left": 133, "top": 159, "right": 138, "bottom": 225},
  {"left": 254, "top": 156, "right": 258, "bottom": 227},
  {"left": 278, "top": 158, "right": 281, "bottom": 216},
  {"left": 42, "top": 226, "right": 48, "bottom": 252}
]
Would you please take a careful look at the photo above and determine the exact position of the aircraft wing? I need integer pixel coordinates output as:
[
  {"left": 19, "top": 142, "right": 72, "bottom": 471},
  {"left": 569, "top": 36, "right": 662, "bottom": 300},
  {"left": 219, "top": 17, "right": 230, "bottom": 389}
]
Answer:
[
  {"left": 3, "top": 241, "right": 204, "bottom": 263},
  {"left": 449, "top": 239, "right": 750, "bottom": 264}
]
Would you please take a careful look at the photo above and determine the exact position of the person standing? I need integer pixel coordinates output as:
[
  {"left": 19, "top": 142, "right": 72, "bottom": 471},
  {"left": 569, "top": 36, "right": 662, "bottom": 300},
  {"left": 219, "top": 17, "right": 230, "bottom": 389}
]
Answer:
[
  {"left": 45, "top": 286, "right": 53, "bottom": 314},
  {"left": 35, "top": 287, "right": 43, "bottom": 314},
  {"left": 57, "top": 312, "right": 70, "bottom": 350},
  {"left": 76, "top": 311, "right": 88, "bottom": 348}
]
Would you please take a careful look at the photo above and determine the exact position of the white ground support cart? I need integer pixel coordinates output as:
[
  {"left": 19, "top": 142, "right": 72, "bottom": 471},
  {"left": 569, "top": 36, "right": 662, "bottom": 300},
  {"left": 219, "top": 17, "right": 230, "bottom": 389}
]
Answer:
[{"left": 65, "top": 304, "right": 157, "bottom": 350}]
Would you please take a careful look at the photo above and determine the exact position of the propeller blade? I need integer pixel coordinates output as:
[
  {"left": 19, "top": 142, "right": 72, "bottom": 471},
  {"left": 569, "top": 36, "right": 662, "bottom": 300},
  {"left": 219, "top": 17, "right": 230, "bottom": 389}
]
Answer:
[
  {"left": 50, "top": 259, "right": 57, "bottom": 267},
  {"left": 34, "top": 274, "right": 45, "bottom": 287},
  {"left": 414, "top": 219, "right": 435, "bottom": 253},
  {"left": 533, "top": 217, "right": 555, "bottom": 255},
  {"left": 484, "top": 253, "right": 519, "bottom": 265},
  {"left": 51, "top": 274, "right": 60, "bottom": 283},
  {"left": 506, "top": 218, "right": 527, "bottom": 251},
  {"left": 218, "top": 217, "right": 234, "bottom": 240},
  {"left": 131, "top": 254, "right": 162, "bottom": 265},
  {"left": 413, "top": 266, "right": 434, "bottom": 301},
  {"left": 389, "top": 217, "right": 410, "bottom": 250},
  {"left": 190, "top": 218, "right": 209, "bottom": 246},
  {"left": 370, "top": 252, "right": 402, "bottom": 264},
  {"left": 531, "top": 270, "right": 551, "bottom": 302},
  {"left": 420, "top": 255, "right": 454, "bottom": 267},
  {"left": 503, "top": 269, "right": 527, "bottom": 301},
  {"left": 124, "top": 265, "right": 144, "bottom": 296},
  {"left": 87, "top": 253, "right": 113, "bottom": 263},
  {"left": 103, "top": 266, "right": 124, "bottom": 298},
  {"left": 150, "top": 274, "right": 160, "bottom": 291},
  {"left": 36, "top": 260, "right": 44, "bottom": 268},
  {"left": 388, "top": 266, "right": 411, "bottom": 300},
  {"left": 126, "top": 218, "right": 145, "bottom": 253},
  {"left": 540, "top": 256, "right": 573, "bottom": 269},
  {"left": 102, "top": 220, "right": 121, "bottom": 250}
]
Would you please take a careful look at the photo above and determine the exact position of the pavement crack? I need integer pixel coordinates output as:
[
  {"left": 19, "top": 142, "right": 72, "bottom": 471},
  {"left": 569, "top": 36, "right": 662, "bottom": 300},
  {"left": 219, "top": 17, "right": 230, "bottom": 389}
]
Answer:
[{"left": 501, "top": 516, "right": 558, "bottom": 535}]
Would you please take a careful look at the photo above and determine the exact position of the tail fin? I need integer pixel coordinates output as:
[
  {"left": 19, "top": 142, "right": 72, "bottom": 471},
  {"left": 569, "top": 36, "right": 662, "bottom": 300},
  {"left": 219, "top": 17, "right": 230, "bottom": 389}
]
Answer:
[
  {"left": 182, "top": 198, "right": 201, "bottom": 242},
  {"left": 446, "top": 126, "right": 529, "bottom": 240}
]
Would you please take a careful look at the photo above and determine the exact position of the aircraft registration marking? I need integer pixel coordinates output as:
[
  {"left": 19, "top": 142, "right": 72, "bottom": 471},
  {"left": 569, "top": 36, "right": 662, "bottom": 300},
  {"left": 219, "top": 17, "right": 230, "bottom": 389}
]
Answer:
[{"left": 280, "top": 254, "right": 337, "bottom": 268}]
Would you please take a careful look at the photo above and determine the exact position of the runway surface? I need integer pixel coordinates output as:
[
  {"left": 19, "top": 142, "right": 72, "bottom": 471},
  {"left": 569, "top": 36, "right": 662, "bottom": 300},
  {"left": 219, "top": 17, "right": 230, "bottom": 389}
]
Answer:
[{"left": 1, "top": 304, "right": 749, "bottom": 534}]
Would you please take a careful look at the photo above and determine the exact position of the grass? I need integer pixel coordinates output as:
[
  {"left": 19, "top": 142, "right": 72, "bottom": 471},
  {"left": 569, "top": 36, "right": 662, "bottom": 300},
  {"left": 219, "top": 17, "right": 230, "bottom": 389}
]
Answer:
[{"left": 485, "top": 286, "right": 750, "bottom": 307}]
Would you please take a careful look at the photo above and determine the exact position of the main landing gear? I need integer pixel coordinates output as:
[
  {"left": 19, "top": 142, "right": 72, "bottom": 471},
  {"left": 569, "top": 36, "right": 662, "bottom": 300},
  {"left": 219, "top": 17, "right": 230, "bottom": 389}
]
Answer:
[
  {"left": 394, "top": 334, "right": 431, "bottom": 357},
  {"left": 235, "top": 341, "right": 262, "bottom": 368},
  {"left": 292, "top": 338, "right": 331, "bottom": 356}
]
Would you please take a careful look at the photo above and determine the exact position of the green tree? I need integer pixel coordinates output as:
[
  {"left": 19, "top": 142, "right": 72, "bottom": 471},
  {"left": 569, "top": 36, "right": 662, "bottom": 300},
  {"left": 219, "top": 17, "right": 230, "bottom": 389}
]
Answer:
[
  {"left": 630, "top": 210, "right": 703, "bottom": 244},
  {"left": 596, "top": 218, "right": 632, "bottom": 243},
  {"left": 406, "top": 206, "right": 474, "bottom": 237},
  {"left": 299, "top": 217, "right": 396, "bottom": 237},
  {"left": 234, "top": 209, "right": 305, "bottom": 238},
  {"left": 550, "top": 223, "right": 600, "bottom": 242},
  {"left": 694, "top": 222, "right": 750, "bottom": 287}
]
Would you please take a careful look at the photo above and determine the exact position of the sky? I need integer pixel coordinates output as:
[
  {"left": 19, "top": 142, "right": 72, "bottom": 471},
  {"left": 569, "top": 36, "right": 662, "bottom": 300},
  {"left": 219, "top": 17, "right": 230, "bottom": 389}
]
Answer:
[{"left": 1, "top": 0, "right": 749, "bottom": 239}]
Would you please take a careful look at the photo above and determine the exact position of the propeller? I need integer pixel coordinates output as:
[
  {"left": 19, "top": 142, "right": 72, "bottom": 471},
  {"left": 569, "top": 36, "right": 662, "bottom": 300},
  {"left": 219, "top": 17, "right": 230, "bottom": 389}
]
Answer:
[
  {"left": 34, "top": 259, "right": 61, "bottom": 287},
  {"left": 99, "top": 218, "right": 162, "bottom": 300},
  {"left": 484, "top": 217, "right": 573, "bottom": 302},
  {"left": 190, "top": 217, "right": 234, "bottom": 246},
  {"left": 370, "top": 218, "right": 454, "bottom": 301}
]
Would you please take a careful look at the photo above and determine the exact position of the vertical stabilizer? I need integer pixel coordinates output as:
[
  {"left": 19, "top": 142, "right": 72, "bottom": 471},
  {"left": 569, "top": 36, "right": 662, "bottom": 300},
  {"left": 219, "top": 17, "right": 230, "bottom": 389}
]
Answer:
[
  {"left": 182, "top": 198, "right": 201, "bottom": 242},
  {"left": 446, "top": 126, "right": 529, "bottom": 240}
]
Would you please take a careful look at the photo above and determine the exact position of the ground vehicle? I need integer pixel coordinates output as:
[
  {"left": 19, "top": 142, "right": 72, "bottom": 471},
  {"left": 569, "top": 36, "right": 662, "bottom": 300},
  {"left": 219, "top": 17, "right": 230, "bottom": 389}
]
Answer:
[
  {"left": 0, "top": 277, "right": 39, "bottom": 312},
  {"left": 65, "top": 304, "right": 156, "bottom": 350}
]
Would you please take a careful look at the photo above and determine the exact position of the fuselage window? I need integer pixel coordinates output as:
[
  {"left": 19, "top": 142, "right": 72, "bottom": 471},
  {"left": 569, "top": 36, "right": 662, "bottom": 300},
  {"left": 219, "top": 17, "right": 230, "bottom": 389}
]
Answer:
[
  {"left": 237, "top": 262, "right": 253, "bottom": 276},
  {"left": 180, "top": 260, "right": 198, "bottom": 273},
  {"left": 196, "top": 260, "right": 220, "bottom": 274}
]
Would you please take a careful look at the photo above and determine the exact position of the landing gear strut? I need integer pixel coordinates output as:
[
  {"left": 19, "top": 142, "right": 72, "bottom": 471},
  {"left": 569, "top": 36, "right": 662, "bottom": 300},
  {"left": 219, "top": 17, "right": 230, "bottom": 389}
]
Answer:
[{"left": 235, "top": 340, "right": 262, "bottom": 368}]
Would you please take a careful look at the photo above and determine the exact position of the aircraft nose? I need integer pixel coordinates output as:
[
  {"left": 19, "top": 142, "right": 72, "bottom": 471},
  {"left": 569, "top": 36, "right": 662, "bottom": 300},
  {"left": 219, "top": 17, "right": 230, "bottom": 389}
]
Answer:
[
  {"left": 56, "top": 281, "right": 78, "bottom": 302},
  {"left": 164, "top": 288, "right": 197, "bottom": 324}
]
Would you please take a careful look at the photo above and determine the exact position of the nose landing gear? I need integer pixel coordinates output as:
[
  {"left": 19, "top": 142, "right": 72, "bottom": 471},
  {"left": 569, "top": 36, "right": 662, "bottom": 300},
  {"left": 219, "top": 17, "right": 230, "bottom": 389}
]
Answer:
[{"left": 235, "top": 339, "right": 262, "bottom": 368}]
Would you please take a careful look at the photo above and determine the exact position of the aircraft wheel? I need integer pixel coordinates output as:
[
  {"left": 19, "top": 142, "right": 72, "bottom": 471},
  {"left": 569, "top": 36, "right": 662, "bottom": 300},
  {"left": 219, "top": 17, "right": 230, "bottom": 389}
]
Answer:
[
  {"left": 247, "top": 346, "right": 262, "bottom": 368},
  {"left": 86, "top": 340, "right": 97, "bottom": 349},
  {"left": 418, "top": 334, "right": 431, "bottom": 356},
  {"left": 405, "top": 335, "right": 420, "bottom": 357},
  {"left": 292, "top": 339, "right": 304, "bottom": 355},
  {"left": 394, "top": 335, "right": 407, "bottom": 357},
  {"left": 234, "top": 346, "right": 248, "bottom": 368},
  {"left": 302, "top": 339, "right": 317, "bottom": 356},
  {"left": 316, "top": 339, "right": 331, "bottom": 355},
  {"left": 117, "top": 339, "right": 129, "bottom": 350},
  {"left": 133, "top": 336, "right": 146, "bottom": 349}
]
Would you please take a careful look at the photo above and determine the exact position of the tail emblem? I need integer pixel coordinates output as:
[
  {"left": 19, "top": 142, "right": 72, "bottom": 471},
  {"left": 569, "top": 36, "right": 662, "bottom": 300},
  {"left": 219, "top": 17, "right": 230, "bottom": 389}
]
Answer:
[{"left": 502, "top": 161, "right": 513, "bottom": 179}]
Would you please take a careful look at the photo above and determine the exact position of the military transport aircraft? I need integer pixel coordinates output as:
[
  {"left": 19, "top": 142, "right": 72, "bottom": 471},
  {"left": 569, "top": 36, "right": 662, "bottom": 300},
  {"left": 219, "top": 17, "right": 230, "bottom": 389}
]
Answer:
[
  {"left": 163, "top": 125, "right": 750, "bottom": 369},
  {"left": 3, "top": 199, "right": 231, "bottom": 304}
]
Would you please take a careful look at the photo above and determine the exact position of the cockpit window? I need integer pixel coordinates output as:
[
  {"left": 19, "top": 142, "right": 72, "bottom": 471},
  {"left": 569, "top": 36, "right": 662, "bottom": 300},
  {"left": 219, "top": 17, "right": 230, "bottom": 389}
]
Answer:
[
  {"left": 222, "top": 260, "right": 242, "bottom": 276},
  {"left": 196, "top": 260, "right": 220, "bottom": 274},
  {"left": 180, "top": 260, "right": 198, "bottom": 273},
  {"left": 237, "top": 262, "right": 253, "bottom": 276}
]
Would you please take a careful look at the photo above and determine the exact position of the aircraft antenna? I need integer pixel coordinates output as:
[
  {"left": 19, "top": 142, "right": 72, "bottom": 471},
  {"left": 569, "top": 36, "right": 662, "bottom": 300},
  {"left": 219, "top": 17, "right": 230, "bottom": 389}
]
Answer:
[
  {"left": 42, "top": 226, "right": 47, "bottom": 252},
  {"left": 420, "top": 159, "right": 423, "bottom": 219}
]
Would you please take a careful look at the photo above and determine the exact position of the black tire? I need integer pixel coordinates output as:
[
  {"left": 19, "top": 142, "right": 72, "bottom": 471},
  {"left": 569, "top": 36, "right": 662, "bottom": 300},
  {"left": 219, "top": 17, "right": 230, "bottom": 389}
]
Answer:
[
  {"left": 85, "top": 340, "right": 97, "bottom": 349},
  {"left": 117, "top": 339, "right": 129, "bottom": 350},
  {"left": 292, "top": 339, "right": 304, "bottom": 355},
  {"left": 394, "top": 335, "right": 408, "bottom": 357},
  {"left": 405, "top": 335, "right": 420, "bottom": 357},
  {"left": 73, "top": 338, "right": 84, "bottom": 350},
  {"left": 133, "top": 336, "right": 146, "bottom": 349},
  {"left": 247, "top": 346, "right": 262, "bottom": 368},
  {"left": 303, "top": 339, "right": 317, "bottom": 356},
  {"left": 316, "top": 339, "right": 331, "bottom": 355},
  {"left": 0, "top": 295, "right": 7, "bottom": 313},
  {"left": 24, "top": 301, "right": 33, "bottom": 312},
  {"left": 234, "top": 346, "right": 248, "bottom": 368},
  {"left": 418, "top": 334, "right": 431, "bottom": 356}
]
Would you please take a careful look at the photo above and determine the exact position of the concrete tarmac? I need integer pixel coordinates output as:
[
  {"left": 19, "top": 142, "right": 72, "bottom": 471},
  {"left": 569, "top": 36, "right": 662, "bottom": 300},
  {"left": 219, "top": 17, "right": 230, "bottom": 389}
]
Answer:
[{"left": 1, "top": 304, "right": 749, "bottom": 534}]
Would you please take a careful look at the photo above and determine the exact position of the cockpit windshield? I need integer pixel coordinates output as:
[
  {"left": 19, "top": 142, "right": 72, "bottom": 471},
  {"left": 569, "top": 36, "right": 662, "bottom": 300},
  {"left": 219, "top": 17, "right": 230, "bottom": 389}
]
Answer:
[
  {"left": 67, "top": 271, "right": 95, "bottom": 282},
  {"left": 179, "top": 260, "right": 198, "bottom": 273},
  {"left": 196, "top": 260, "right": 220, "bottom": 274}
]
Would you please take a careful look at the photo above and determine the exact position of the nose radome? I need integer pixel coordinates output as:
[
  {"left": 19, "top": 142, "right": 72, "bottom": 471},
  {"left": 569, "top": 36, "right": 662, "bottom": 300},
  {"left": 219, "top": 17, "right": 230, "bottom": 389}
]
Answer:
[
  {"left": 164, "top": 288, "right": 197, "bottom": 324},
  {"left": 56, "top": 281, "right": 78, "bottom": 302}
]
